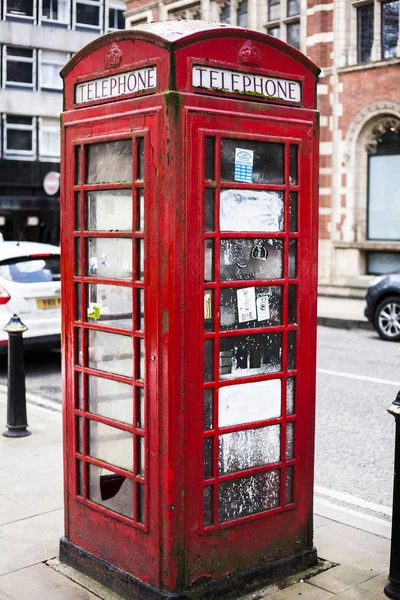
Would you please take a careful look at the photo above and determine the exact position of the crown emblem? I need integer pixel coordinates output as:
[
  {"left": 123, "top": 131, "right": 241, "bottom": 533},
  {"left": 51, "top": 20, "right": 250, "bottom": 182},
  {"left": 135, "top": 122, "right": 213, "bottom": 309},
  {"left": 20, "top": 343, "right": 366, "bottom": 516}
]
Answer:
[
  {"left": 238, "top": 41, "right": 262, "bottom": 67},
  {"left": 105, "top": 43, "right": 123, "bottom": 70}
]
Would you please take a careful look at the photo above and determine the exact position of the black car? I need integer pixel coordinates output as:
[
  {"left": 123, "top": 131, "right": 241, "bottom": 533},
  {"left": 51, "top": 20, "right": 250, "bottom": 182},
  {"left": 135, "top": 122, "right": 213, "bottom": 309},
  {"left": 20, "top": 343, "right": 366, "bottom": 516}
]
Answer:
[{"left": 365, "top": 272, "right": 400, "bottom": 341}]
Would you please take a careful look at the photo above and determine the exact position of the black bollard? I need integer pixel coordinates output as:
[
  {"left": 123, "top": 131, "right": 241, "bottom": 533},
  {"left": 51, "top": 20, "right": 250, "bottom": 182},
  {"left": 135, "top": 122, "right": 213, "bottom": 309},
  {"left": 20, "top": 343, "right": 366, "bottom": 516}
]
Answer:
[
  {"left": 3, "top": 314, "right": 30, "bottom": 438},
  {"left": 385, "top": 390, "right": 400, "bottom": 599}
]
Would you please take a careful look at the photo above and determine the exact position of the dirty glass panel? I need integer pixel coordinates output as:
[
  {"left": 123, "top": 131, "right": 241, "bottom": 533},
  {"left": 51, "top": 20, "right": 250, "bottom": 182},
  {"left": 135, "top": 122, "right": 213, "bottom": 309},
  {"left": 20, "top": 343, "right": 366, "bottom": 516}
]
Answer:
[
  {"left": 75, "top": 283, "right": 81, "bottom": 321},
  {"left": 219, "top": 333, "right": 282, "bottom": 380},
  {"left": 218, "top": 469, "right": 280, "bottom": 522},
  {"left": 289, "top": 239, "right": 297, "bottom": 279},
  {"left": 204, "top": 188, "right": 215, "bottom": 232},
  {"left": 288, "top": 285, "right": 297, "bottom": 325},
  {"left": 75, "top": 371, "right": 82, "bottom": 410},
  {"left": 220, "top": 239, "right": 283, "bottom": 281},
  {"left": 136, "top": 387, "right": 145, "bottom": 428},
  {"left": 220, "top": 190, "right": 283, "bottom": 232},
  {"left": 136, "top": 288, "right": 144, "bottom": 331},
  {"left": 137, "top": 138, "right": 144, "bottom": 181},
  {"left": 204, "top": 239, "right": 214, "bottom": 282},
  {"left": 204, "top": 289, "right": 214, "bottom": 332},
  {"left": 86, "top": 238, "right": 132, "bottom": 280},
  {"left": 137, "top": 435, "right": 145, "bottom": 475},
  {"left": 87, "top": 330, "right": 133, "bottom": 377},
  {"left": 204, "top": 339, "right": 214, "bottom": 382},
  {"left": 75, "top": 237, "right": 81, "bottom": 275},
  {"left": 286, "top": 377, "right": 295, "bottom": 415},
  {"left": 88, "top": 420, "right": 132, "bottom": 471},
  {"left": 287, "top": 331, "right": 296, "bottom": 371},
  {"left": 204, "top": 437, "right": 213, "bottom": 479},
  {"left": 204, "top": 486, "right": 213, "bottom": 526},
  {"left": 86, "top": 284, "right": 132, "bottom": 330},
  {"left": 136, "top": 338, "right": 145, "bottom": 380},
  {"left": 285, "top": 466, "right": 294, "bottom": 504},
  {"left": 220, "top": 286, "right": 282, "bottom": 330},
  {"left": 86, "top": 140, "right": 132, "bottom": 184},
  {"left": 219, "top": 379, "right": 281, "bottom": 426},
  {"left": 218, "top": 425, "right": 281, "bottom": 475},
  {"left": 289, "top": 145, "right": 298, "bottom": 185},
  {"left": 137, "top": 238, "right": 144, "bottom": 282},
  {"left": 205, "top": 137, "right": 215, "bottom": 181},
  {"left": 76, "top": 460, "right": 83, "bottom": 496},
  {"left": 75, "top": 192, "right": 81, "bottom": 230},
  {"left": 221, "top": 139, "right": 284, "bottom": 184},
  {"left": 286, "top": 422, "right": 295, "bottom": 460},
  {"left": 76, "top": 417, "right": 83, "bottom": 454},
  {"left": 137, "top": 484, "right": 145, "bottom": 522},
  {"left": 86, "top": 190, "right": 132, "bottom": 231},
  {"left": 75, "top": 328, "right": 82, "bottom": 366},
  {"left": 75, "top": 145, "right": 81, "bottom": 185},
  {"left": 289, "top": 192, "right": 298, "bottom": 232},
  {"left": 204, "top": 389, "right": 213, "bottom": 430},
  {"left": 87, "top": 375, "right": 133, "bottom": 424},
  {"left": 88, "top": 463, "right": 133, "bottom": 519},
  {"left": 136, "top": 189, "right": 144, "bottom": 232}
]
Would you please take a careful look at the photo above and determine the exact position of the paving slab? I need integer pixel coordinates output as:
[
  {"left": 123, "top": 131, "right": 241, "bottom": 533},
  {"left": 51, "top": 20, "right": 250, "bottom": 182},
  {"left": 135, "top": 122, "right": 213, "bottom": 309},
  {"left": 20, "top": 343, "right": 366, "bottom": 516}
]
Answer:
[
  {"left": 362, "top": 572, "right": 390, "bottom": 594},
  {"left": 314, "top": 515, "right": 330, "bottom": 529},
  {"left": 0, "top": 493, "right": 32, "bottom": 527},
  {"left": 333, "top": 585, "right": 386, "bottom": 599},
  {"left": 266, "top": 581, "right": 334, "bottom": 599},
  {"left": 308, "top": 564, "right": 382, "bottom": 595}
]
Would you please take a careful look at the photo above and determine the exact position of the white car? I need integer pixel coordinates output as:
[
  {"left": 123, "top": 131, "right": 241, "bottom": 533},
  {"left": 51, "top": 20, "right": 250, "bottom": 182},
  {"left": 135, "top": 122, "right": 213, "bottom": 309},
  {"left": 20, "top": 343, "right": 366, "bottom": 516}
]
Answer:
[{"left": 0, "top": 241, "right": 61, "bottom": 353}]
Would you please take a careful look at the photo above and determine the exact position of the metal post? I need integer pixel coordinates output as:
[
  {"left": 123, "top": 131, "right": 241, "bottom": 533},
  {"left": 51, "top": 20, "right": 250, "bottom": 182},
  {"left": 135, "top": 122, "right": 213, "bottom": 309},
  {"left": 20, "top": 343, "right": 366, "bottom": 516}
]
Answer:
[
  {"left": 2, "top": 314, "right": 30, "bottom": 438},
  {"left": 385, "top": 391, "right": 400, "bottom": 599}
]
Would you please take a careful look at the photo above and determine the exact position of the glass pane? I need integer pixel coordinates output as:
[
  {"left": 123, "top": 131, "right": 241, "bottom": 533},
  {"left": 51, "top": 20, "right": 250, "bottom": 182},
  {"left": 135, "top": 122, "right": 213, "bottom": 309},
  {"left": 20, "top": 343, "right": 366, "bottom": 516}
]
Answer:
[
  {"left": 136, "top": 387, "right": 145, "bottom": 428},
  {"left": 268, "top": 26, "right": 280, "bottom": 38},
  {"left": 88, "top": 463, "right": 133, "bottom": 519},
  {"left": 368, "top": 155, "right": 400, "bottom": 240},
  {"left": 218, "top": 470, "right": 280, "bottom": 522},
  {"left": 204, "top": 438, "right": 213, "bottom": 479},
  {"left": 75, "top": 146, "right": 81, "bottom": 184},
  {"left": 88, "top": 420, "right": 132, "bottom": 471},
  {"left": 220, "top": 190, "right": 283, "bottom": 232},
  {"left": 218, "top": 425, "right": 281, "bottom": 475},
  {"left": 204, "top": 188, "right": 215, "bottom": 232},
  {"left": 137, "top": 484, "right": 145, "bottom": 522},
  {"left": 289, "top": 239, "right": 297, "bottom": 279},
  {"left": 204, "top": 486, "right": 213, "bottom": 526},
  {"left": 86, "top": 140, "right": 132, "bottom": 184},
  {"left": 75, "top": 237, "right": 81, "bottom": 275},
  {"left": 87, "top": 330, "right": 133, "bottom": 377},
  {"left": 268, "top": 0, "right": 280, "bottom": 21},
  {"left": 137, "top": 435, "right": 145, "bottom": 475},
  {"left": 205, "top": 137, "right": 215, "bottom": 180},
  {"left": 204, "top": 290, "right": 214, "bottom": 332},
  {"left": 288, "top": 331, "right": 296, "bottom": 371},
  {"left": 286, "top": 377, "right": 295, "bottom": 415},
  {"left": 76, "top": 417, "right": 83, "bottom": 453},
  {"left": 7, "top": 61, "right": 33, "bottom": 84},
  {"left": 287, "top": 22, "right": 300, "bottom": 50},
  {"left": 75, "top": 283, "right": 81, "bottom": 321},
  {"left": 220, "top": 285, "right": 282, "bottom": 330},
  {"left": 136, "top": 338, "right": 144, "bottom": 380},
  {"left": 76, "top": 2, "right": 100, "bottom": 26},
  {"left": 77, "top": 460, "right": 83, "bottom": 496},
  {"left": 289, "top": 146, "right": 298, "bottom": 185},
  {"left": 86, "top": 238, "right": 132, "bottom": 280},
  {"left": 220, "top": 239, "right": 283, "bottom": 281},
  {"left": 75, "top": 328, "right": 82, "bottom": 366},
  {"left": 137, "top": 138, "right": 144, "bottom": 180},
  {"left": 288, "top": 285, "right": 297, "bottom": 325},
  {"left": 204, "top": 339, "right": 214, "bottom": 382},
  {"left": 86, "top": 284, "right": 132, "bottom": 329},
  {"left": 86, "top": 190, "right": 132, "bottom": 231},
  {"left": 285, "top": 465, "right": 294, "bottom": 504},
  {"left": 287, "top": 0, "right": 300, "bottom": 16},
  {"left": 367, "top": 251, "right": 400, "bottom": 275},
  {"left": 286, "top": 422, "right": 294, "bottom": 460},
  {"left": 75, "top": 192, "right": 81, "bottom": 230},
  {"left": 357, "top": 4, "right": 374, "bottom": 62},
  {"left": 7, "top": 129, "right": 32, "bottom": 152},
  {"left": 137, "top": 239, "right": 144, "bottom": 281},
  {"left": 219, "top": 333, "right": 282, "bottom": 380},
  {"left": 204, "top": 389, "right": 213, "bottom": 430},
  {"left": 221, "top": 139, "right": 284, "bottom": 184},
  {"left": 382, "top": 0, "right": 399, "bottom": 59},
  {"left": 219, "top": 379, "right": 281, "bottom": 427},
  {"left": 289, "top": 192, "right": 298, "bottom": 232},
  {"left": 76, "top": 372, "right": 82, "bottom": 410},
  {"left": 136, "top": 189, "right": 144, "bottom": 232},
  {"left": 87, "top": 375, "right": 133, "bottom": 424},
  {"left": 136, "top": 288, "right": 144, "bottom": 330},
  {"left": 204, "top": 239, "right": 214, "bottom": 282}
]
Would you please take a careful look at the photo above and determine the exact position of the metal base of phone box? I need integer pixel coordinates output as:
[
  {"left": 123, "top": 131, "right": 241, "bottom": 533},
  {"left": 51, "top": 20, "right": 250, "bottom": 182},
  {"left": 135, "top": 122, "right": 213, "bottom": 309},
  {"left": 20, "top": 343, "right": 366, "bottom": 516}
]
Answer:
[{"left": 60, "top": 537, "right": 317, "bottom": 600}]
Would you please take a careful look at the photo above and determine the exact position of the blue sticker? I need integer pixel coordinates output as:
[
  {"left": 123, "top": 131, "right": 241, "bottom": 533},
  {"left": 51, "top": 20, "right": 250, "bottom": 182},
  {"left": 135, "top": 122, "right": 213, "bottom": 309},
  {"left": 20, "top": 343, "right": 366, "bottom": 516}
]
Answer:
[
  {"left": 234, "top": 148, "right": 254, "bottom": 183},
  {"left": 100, "top": 253, "right": 109, "bottom": 267}
]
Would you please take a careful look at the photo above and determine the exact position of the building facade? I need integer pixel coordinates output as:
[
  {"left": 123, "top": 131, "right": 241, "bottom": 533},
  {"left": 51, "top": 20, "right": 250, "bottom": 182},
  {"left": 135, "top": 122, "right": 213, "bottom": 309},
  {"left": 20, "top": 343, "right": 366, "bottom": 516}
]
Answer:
[
  {"left": 0, "top": 0, "right": 125, "bottom": 244},
  {"left": 124, "top": 0, "right": 400, "bottom": 293}
]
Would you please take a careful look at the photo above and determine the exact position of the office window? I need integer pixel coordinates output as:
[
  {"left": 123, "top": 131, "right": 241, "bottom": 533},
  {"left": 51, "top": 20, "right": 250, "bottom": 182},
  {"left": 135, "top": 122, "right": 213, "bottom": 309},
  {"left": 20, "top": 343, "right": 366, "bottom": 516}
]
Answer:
[
  {"left": 357, "top": 4, "right": 374, "bottom": 62},
  {"left": 287, "top": 0, "right": 299, "bottom": 17},
  {"left": 40, "top": 50, "right": 68, "bottom": 90},
  {"left": 108, "top": 5, "right": 124, "bottom": 30},
  {"left": 39, "top": 117, "right": 60, "bottom": 159},
  {"left": 41, "top": 0, "right": 69, "bottom": 23},
  {"left": 287, "top": 21, "right": 300, "bottom": 49},
  {"left": 267, "top": 0, "right": 280, "bottom": 21},
  {"left": 4, "top": 116, "right": 36, "bottom": 158},
  {"left": 237, "top": 0, "right": 248, "bottom": 26},
  {"left": 5, "top": 46, "right": 35, "bottom": 88},
  {"left": 267, "top": 26, "right": 280, "bottom": 37},
  {"left": 5, "top": 0, "right": 34, "bottom": 18},
  {"left": 382, "top": 0, "right": 399, "bottom": 59},
  {"left": 220, "top": 3, "right": 230, "bottom": 23},
  {"left": 266, "top": 0, "right": 301, "bottom": 49},
  {"left": 75, "top": 0, "right": 101, "bottom": 28}
]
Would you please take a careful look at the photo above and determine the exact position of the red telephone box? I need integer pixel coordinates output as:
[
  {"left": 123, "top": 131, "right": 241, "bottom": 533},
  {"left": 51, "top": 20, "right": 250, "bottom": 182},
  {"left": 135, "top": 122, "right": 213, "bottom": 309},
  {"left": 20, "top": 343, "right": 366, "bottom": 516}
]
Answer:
[{"left": 60, "top": 21, "right": 320, "bottom": 599}]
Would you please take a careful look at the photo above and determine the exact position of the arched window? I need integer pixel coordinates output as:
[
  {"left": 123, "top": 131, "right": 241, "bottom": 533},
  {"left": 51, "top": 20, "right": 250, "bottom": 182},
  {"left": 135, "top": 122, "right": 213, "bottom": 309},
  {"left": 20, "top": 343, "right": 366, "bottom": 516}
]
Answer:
[
  {"left": 220, "top": 2, "right": 230, "bottom": 23},
  {"left": 237, "top": 0, "right": 248, "bottom": 26}
]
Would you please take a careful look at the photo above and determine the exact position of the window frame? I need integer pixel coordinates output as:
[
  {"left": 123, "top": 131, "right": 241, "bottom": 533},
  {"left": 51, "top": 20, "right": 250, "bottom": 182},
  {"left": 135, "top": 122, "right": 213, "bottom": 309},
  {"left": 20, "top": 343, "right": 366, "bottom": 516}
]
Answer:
[
  {"left": 381, "top": 0, "right": 400, "bottom": 59},
  {"left": 351, "top": 0, "right": 399, "bottom": 65},
  {"left": 3, "top": 115, "right": 37, "bottom": 160},
  {"left": 3, "top": 45, "right": 36, "bottom": 89},
  {"left": 4, "top": 0, "right": 36, "bottom": 21},
  {"left": 265, "top": 0, "right": 302, "bottom": 50},
  {"left": 39, "top": 0, "right": 71, "bottom": 26},
  {"left": 237, "top": 0, "right": 248, "bottom": 27},
  {"left": 39, "top": 116, "right": 61, "bottom": 161},
  {"left": 39, "top": 49, "right": 68, "bottom": 90},
  {"left": 73, "top": 0, "right": 102, "bottom": 30},
  {"left": 107, "top": 3, "right": 125, "bottom": 31}
]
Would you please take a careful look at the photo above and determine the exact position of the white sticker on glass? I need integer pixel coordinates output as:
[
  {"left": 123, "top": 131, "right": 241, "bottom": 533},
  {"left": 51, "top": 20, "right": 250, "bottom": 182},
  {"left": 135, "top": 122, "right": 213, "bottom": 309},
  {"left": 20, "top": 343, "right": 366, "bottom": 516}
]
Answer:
[
  {"left": 219, "top": 379, "right": 281, "bottom": 427},
  {"left": 220, "top": 189, "right": 284, "bottom": 232},
  {"left": 257, "top": 295, "right": 270, "bottom": 321},
  {"left": 237, "top": 287, "right": 256, "bottom": 323},
  {"left": 234, "top": 148, "right": 254, "bottom": 183}
]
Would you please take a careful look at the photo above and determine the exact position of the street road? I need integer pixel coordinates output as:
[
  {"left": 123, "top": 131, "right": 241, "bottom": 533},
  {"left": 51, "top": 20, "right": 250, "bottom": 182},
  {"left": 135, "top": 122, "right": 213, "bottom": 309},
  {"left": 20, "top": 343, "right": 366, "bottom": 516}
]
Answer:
[{"left": 0, "top": 326, "right": 398, "bottom": 536}]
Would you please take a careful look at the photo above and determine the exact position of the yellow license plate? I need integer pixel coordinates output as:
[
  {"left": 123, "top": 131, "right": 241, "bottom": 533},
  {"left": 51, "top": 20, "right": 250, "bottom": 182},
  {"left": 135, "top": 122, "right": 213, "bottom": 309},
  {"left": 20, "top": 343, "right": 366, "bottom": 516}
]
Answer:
[{"left": 37, "top": 297, "right": 61, "bottom": 310}]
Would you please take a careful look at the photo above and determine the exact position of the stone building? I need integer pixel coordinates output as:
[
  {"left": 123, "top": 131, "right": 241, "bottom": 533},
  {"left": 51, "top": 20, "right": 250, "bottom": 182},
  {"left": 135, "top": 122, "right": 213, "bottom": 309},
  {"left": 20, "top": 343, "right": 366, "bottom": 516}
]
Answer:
[{"left": 124, "top": 0, "right": 400, "bottom": 295}]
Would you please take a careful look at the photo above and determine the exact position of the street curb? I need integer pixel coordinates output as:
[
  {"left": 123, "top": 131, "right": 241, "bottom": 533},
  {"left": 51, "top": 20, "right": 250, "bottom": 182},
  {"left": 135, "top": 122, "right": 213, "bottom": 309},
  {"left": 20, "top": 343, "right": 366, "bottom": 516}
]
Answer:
[{"left": 317, "top": 316, "right": 372, "bottom": 331}]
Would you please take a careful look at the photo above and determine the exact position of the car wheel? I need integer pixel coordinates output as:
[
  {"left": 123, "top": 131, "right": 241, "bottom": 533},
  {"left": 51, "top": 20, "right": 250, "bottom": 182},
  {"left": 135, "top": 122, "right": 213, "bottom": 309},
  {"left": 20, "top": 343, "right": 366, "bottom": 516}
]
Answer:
[{"left": 374, "top": 296, "right": 400, "bottom": 341}]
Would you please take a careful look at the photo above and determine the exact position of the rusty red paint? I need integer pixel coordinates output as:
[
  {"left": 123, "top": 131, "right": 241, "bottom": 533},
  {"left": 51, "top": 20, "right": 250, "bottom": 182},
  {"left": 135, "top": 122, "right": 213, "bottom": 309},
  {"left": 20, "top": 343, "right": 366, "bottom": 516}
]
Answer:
[{"left": 61, "top": 22, "right": 320, "bottom": 597}]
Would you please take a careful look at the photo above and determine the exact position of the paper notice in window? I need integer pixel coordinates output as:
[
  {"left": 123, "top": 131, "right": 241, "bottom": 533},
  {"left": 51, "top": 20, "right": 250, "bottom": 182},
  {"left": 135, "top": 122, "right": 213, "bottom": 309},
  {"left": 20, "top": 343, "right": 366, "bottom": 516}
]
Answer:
[
  {"left": 257, "top": 295, "right": 270, "bottom": 321},
  {"left": 237, "top": 287, "right": 256, "bottom": 323}
]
